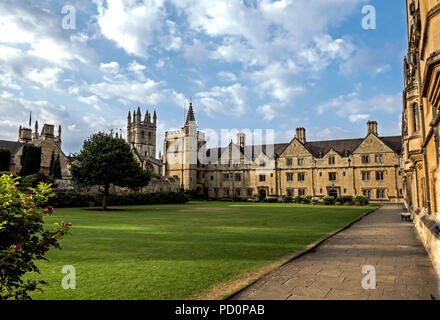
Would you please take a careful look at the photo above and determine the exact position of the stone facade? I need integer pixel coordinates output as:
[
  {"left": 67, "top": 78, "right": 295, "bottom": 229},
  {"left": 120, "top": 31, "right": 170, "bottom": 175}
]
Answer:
[
  {"left": 164, "top": 105, "right": 404, "bottom": 204},
  {"left": 127, "top": 107, "right": 163, "bottom": 176},
  {"left": 402, "top": 0, "right": 440, "bottom": 273},
  {"left": 0, "top": 121, "right": 70, "bottom": 177}
]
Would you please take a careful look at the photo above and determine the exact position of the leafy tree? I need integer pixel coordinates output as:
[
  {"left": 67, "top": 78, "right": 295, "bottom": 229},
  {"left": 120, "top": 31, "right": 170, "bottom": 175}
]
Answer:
[
  {"left": 52, "top": 154, "right": 62, "bottom": 179},
  {"left": 70, "top": 132, "right": 152, "bottom": 210},
  {"left": 0, "top": 149, "right": 11, "bottom": 172},
  {"left": 20, "top": 146, "right": 41, "bottom": 177},
  {"left": 0, "top": 174, "right": 71, "bottom": 300}
]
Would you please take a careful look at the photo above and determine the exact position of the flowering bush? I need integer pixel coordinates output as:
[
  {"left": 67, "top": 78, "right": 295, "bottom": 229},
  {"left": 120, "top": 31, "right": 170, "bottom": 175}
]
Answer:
[{"left": 0, "top": 174, "right": 71, "bottom": 300}]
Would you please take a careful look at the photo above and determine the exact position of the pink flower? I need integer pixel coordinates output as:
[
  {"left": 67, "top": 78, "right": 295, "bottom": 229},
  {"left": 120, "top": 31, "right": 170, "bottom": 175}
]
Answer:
[
  {"left": 66, "top": 222, "right": 72, "bottom": 227},
  {"left": 44, "top": 206, "right": 55, "bottom": 214},
  {"left": 13, "top": 244, "right": 20, "bottom": 250},
  {"left": 26, "top": 194, "right": 32, "bottom": 197}
]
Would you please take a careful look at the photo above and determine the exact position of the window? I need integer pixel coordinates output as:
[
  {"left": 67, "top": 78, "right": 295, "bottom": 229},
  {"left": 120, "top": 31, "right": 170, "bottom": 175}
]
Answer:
[
  {"left": 362, "top": 155, "right": 370, "bottom": 164},
  {"left": 247, "top": 189, "right": 253, "bottom": 197},
  {"left": 214, "top": 188, "right": 219, "bottom": 197},
  {"left": 362, "top": 172, "right": 370, "bottom": 181},
  {"left": 363, "top": 189, "right": 371, "bottom": 199},
  {"left": 259, "top": 174, "right": 266, "bottom": 182},
  {"left": 286, "top": 158, "right": 293, "bottom": 166},
  {"left": 298, "top": 189, "right": 306, "bottom": 196},
  {"left": 287, "top": 173, "right": 294, "bottom": 182},
  {"left": 320, "top": 188, "right": 323, "bottom": 193},
  {"left": 211, "top": 175, "right": 214, "bottom": 181},
  {"left": 399, "top": 189, "right": 403, "bottom": 196},
  {"left": 297, "top": 158, "right": 305, "bottom": 166},
  {"left": 344, "top": 188, "right": 347, "bottom": 194},
  {"left": 235, "top": 173, "right": 241, "bottom": 181},
  {"left": 259, "top": 160, "right": 265, "bottom": 167},
  {"left": 376, "top": 171, "right": 384, "bottom": 181},
  {"left": 287, "top": 189, "right": 294, "bottom": 197},
  {"left": 329, "top": 172, "right": 337, "bottom": 181},
  {"left": 328, "top": 156, "right": 335, "bottom": 165},
  {"left": 298, "top": 173, "right": 305, "bottom": 181},
  {"left": 375, "top": 155, "right": 383, "bottom": 163},
  {"left": 376, "top": 189, "right": 386, "bottom": 199},
  {"left": 224, "top": 189, "right": 230, "bottom": 197},
  {"left": 223, "top": 173, "right": 231, "bottom": 181},
  {"left": 343, "top": 172, "right": 346, "bottom": 176},
  {"left": 413, "top": 103, "right": 420, "bottom": 132},
  {"left": 235, "top": 189, "right": 241, "bottom": 196}
]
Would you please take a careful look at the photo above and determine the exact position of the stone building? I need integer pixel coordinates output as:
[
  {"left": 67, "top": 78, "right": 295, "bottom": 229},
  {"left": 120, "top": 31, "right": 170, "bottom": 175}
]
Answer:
[
  {"left": 402, "top": 0, "right": 440, "bottom": 271},
  {"left": 127, "top": 107, "right": 162, "bottom": 176},
  {"left": 164, "top": 104, "right": 404, "bottom": 204},
  {"left": 0, "top": 120, "right": 70, "bottom": 177}
]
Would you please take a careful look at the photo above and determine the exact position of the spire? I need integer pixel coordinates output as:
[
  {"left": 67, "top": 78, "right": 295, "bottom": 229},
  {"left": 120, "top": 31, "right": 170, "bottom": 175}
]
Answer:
[
  {"left": 132, "top": 109, "right": 136, "bottom": 123},
  {"left": 153, "top": 110, "right": 157, "bottom": 126},
  {"left": 136, "top": 107, "right": 141, "bottom": 124},
  {"left": 185, "top": 102, "right": 196, "bottom": 126},
  {"left": 58, "top": 125, "right": 62, "bottom": 139},
  {"left": 127, "top": 111, "right": 131, "bottom": 124},
  {"left": 35, "top": 120, "right": 38, "bottom": 134}
]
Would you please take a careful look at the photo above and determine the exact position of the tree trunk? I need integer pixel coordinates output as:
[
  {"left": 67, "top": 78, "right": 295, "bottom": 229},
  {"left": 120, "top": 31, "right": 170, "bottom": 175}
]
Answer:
[{"left": 102, "top": 184, "right": 109, "bottom": 211}]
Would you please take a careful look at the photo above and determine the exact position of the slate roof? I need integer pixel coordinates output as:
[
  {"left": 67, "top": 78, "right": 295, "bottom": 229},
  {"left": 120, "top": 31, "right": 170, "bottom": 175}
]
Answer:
[
  {"left": 206, "top": 135, "right": 402, "bottom": 160},
  {"left": 0, "top": 140, "right": 24, "bottom": 155}
]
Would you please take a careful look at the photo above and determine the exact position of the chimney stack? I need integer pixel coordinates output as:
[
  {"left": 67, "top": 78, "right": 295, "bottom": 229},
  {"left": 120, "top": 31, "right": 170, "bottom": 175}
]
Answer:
[
  {"left": 296, "top": 127, "right": 306, "bottom": 144},
  {"left": 367, "top": 121, "right": 378, "bottom": 136},
  {"left": 237, "top": 133, "right": 246, "bottom": 149}
]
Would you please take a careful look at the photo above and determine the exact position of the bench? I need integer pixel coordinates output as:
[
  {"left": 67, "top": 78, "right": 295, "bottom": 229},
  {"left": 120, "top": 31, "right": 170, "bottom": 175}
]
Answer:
[{"left": 401, "top": 212, "right": 412, "bottom": 222}]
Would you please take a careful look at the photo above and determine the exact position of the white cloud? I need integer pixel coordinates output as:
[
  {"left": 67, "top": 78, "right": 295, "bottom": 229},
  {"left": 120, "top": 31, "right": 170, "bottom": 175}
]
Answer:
[
  {"left": 95, "top": 0, "right": 166, "bottom": 58},
  {"left": 257, "top": 104, "right": 275, "bottom": 121},
  {"left": 100, "top": 61, "right": 121, "bottom": 74},
  {"left": 316, "top": 92, "right": 402, "bottom": 122},
  {"left": 195, "top": 84, "right": 248, "bottom": 116},
  {"left": 218, "top": 71, "right": 237, "bottom": 82}
]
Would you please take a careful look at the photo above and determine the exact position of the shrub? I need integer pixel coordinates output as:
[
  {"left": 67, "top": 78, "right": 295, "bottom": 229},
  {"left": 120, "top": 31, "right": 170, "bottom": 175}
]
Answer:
[
  {"left": 354, "top": 201, "right": 362, "bottom": 206},
  {"left": 295, "top": 195, "right": 312, "bottom": 204},
  {"left": 20, "top": 172, "right": 52, "bottom": 189},
  {"left": 353, "top": 195, "right": 369, "bottom": 206},
  {"left": 0, "top": 149, "right": 11, "bottom": 172},
  {"left": 263, "top": 198, "right": 279, "bottom": 203},
  {"left": 48, "top": 191, "right": 190, "bottom": 208},
  {"left": 337, "top": 196, "right": 354, "bottom": 205},
  {"left": 282, "top": 196, "right": 293, "bottom": 203},
  {"left": 323, "top": 196, "right": 335, "bottom": 205},
  {"left": 335, "top": 202, "right": 342, "bottom": 206},
  {"left": 0, "top": 174, "right": 71, "bottom": 300},
  {"left": 19, "top": 146, "right": 41, "bottom": 177}
]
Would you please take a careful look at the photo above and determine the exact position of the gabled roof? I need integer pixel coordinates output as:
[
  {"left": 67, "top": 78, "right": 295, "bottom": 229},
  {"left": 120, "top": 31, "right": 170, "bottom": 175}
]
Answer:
[
  {"left": 205, "top": 135, "right": 402, "bottom": 161},
  {"left": 0, "top": 140, "right": 24, "bottom": 155}
]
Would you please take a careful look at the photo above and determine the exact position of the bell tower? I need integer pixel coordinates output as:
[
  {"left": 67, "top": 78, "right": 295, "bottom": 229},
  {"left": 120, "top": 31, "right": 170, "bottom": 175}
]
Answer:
[{"left": 127, "top": 107, "right": 157, "bottom": 158}]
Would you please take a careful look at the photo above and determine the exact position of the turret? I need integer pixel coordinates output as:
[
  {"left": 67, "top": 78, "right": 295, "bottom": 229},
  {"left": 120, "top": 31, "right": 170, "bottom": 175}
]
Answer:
[
  {"left": 136, "top": 107, "right": 141, "bottom": 124},
  {"left": 367, "top": 121, "right": 378, "bottom": 136},
  {"left": 18, "top": 126, "right": 32, "bottom": 143},
  {"left": 153, "top": 110, "right": 157, "bottom": 126},
  {"left": 127, "top": 111, "right": 131, "bottom": 125}
]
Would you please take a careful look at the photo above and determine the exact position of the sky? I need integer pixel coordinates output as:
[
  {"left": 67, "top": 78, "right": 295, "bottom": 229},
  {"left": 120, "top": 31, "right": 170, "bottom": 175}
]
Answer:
[{"left": 0, "top": 0, "right": 408, "bottom": 156}]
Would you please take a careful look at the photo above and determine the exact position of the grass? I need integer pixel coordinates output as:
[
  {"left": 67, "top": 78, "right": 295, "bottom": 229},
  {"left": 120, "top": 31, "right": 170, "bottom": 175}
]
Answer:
[{"left": 28, "top": 201, "right": 377, "bottom": 300}]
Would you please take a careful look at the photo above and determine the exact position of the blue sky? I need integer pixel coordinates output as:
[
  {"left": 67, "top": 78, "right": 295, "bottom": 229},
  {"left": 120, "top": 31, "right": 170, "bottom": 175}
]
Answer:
[{"left": 0, "top": 0, "right": 407, "bottom": 155}]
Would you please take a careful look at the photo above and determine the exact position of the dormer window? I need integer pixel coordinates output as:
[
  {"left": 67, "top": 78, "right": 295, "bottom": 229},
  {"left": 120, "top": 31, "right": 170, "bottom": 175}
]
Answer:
[{"left": 328, "top": 156, "right": 335, "bottom": 165}]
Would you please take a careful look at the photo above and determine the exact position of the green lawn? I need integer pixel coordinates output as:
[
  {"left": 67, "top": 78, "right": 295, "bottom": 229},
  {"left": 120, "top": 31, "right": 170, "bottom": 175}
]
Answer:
[{"left": 28, "top": 201, "right": 376, "bottom": 300}]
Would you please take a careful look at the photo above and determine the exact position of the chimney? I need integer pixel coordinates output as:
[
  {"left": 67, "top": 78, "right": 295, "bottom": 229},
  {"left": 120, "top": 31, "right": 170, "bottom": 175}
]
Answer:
[
  {"left": 367, "top": 121, "right": 378, "bottom": 136},
  {"left": 18, "top": 126, "right": 32, "bottom": 143},
  {"left": 296, "top": 127, "right": 306, "bottom": 144},
  {"left": 237, "top": 133, "right": 246, "bottom": 149}
]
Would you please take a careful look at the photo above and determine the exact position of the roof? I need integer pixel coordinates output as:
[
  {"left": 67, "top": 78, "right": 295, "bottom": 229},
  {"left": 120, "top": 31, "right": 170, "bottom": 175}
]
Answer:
[
  {"left": 206, "top": 135, "right": 402, "bottom": 160},
  {"left": 185, "top": 103, "right": 196, "bottom": 125},
  {"left": 0, "top": 140, "right": 24, "bottom": 155}
]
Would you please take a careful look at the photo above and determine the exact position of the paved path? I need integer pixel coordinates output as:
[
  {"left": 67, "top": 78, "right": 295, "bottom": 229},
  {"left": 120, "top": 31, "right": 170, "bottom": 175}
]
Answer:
[{"left": 232, "top": 205, "right": 439, "bottom": 300}]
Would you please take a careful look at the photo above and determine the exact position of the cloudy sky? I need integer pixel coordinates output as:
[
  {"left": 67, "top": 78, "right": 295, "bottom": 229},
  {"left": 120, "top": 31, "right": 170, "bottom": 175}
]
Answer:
[{"left": 0, "top": 0, "right": 407, "bottom": 155}]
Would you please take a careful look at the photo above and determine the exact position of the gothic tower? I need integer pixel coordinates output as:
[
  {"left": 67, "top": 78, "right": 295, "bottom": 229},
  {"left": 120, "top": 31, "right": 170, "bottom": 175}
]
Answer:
[{"left": 127, "top": 107, "right": 157, "bottom": 158}]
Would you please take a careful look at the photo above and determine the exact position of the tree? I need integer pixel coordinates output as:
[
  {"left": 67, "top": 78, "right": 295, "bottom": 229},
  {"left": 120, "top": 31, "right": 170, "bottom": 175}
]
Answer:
[
  {"left": 49, "top": 151, "right": 55, "bottom": 176},
  {"left": 70, "top": 132, "right": 152, "bottom": 210},
  {"left": 52, "top": 154, "right": 62, "bottom": 179},
  {"left": 0, "top": 149, "right": 11, "bottom": 172},
  {"left": 20, "top": 146, "right": 41, "bottom": 177},
  {"left": 0, "top": 174, "right": 71, "bottom": 300}
]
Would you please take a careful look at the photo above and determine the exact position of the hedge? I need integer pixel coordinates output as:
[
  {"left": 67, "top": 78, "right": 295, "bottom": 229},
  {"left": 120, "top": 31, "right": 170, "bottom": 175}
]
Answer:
[
  {"left": 0, "top": 149, "right": 11, "bottom": 171},
  {"left": 48, "top": 191, "right": 190, "bottom": 208}
]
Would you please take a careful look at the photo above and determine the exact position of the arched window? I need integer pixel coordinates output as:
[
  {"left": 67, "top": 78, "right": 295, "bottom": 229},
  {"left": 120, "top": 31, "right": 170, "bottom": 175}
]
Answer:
[{"left": 413, "top": 103, "right": 420, "bottom": 132}]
